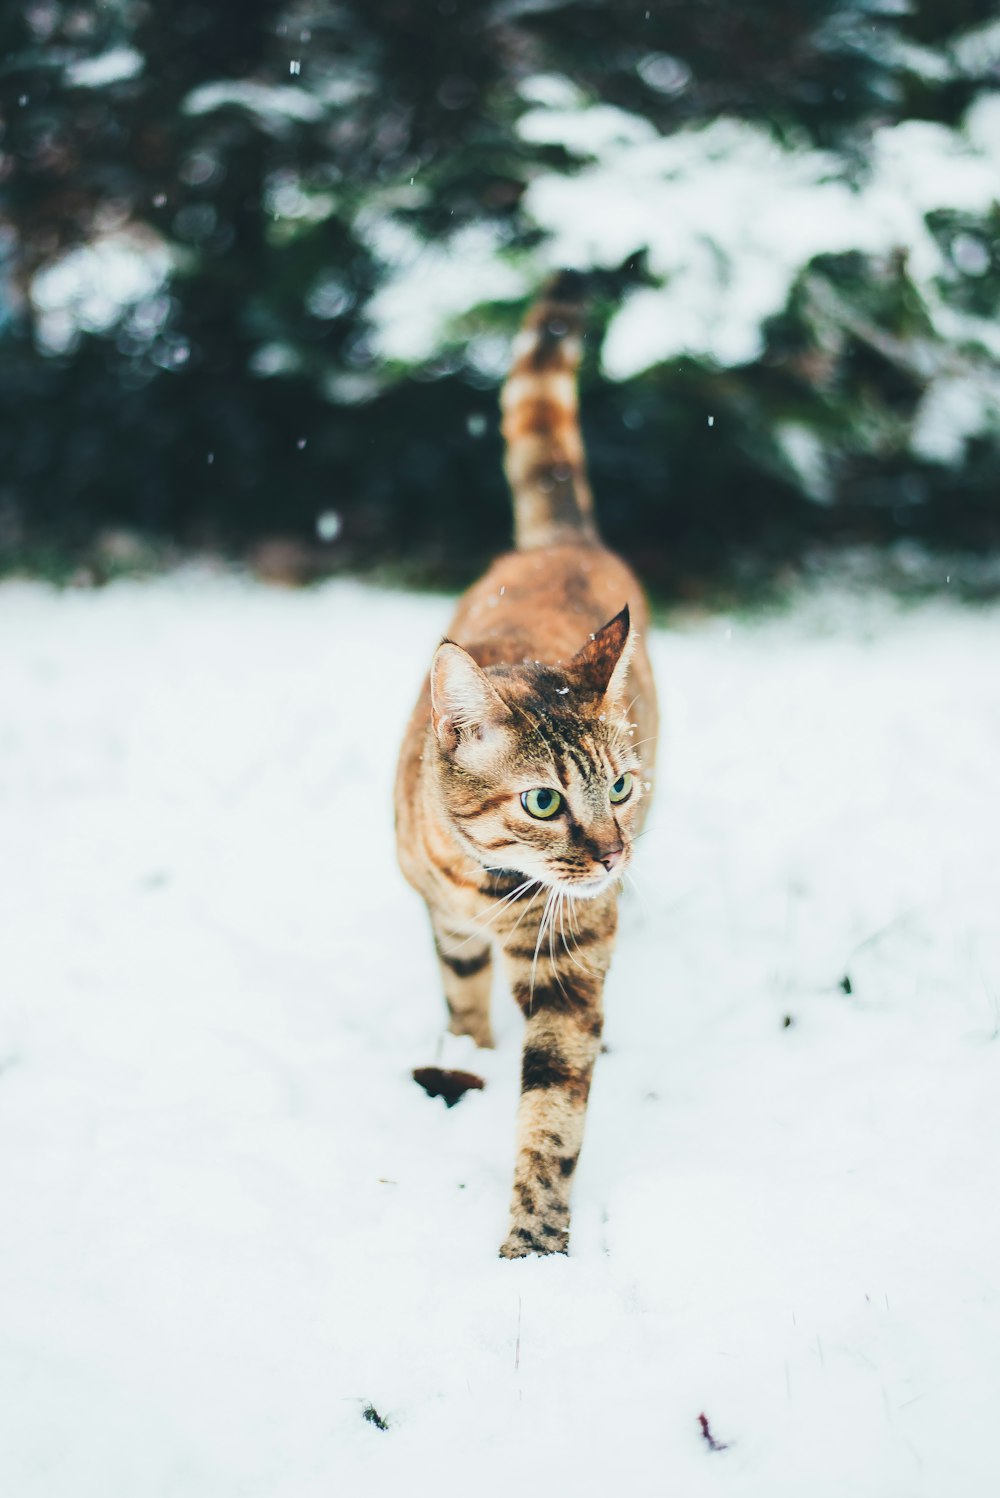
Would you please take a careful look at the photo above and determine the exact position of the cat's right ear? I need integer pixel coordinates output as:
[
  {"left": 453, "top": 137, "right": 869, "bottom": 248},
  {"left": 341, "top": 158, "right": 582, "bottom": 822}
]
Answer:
[
  {"left": 571, "top": 603, "right": 633, "bottom": 702},
  {"left": 431, "top": 642, "right": 511, "bottom": 753}
]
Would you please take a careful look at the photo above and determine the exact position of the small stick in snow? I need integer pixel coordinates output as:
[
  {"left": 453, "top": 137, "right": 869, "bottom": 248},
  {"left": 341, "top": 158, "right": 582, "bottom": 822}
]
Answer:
[
  {"left": 362, "top": 1404, "right": 388, "bottom": 1431},
  {"left": 698, "top": 1413, "right": 729, "bottom": 1452}
]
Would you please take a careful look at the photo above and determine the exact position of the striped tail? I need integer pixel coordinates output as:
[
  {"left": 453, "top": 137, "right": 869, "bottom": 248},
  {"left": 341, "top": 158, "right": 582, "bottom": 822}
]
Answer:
[{"left": 500, "top": 270, "right": 597, "bottom": 551}]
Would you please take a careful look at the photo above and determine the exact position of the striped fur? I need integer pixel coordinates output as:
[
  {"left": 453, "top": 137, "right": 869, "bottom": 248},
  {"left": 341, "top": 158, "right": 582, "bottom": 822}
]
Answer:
[
  {"left": 395, "top": 274, "right": 659, "bottom": 1258},
  {"left": 501, "top": 270, "right": 596, "bottom": 550}
]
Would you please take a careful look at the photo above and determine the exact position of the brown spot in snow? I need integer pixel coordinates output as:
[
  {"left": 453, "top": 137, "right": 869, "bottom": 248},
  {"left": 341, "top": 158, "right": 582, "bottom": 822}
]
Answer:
[{"left": 412, "top": 1067, "right": 485, "bottom": 1107}]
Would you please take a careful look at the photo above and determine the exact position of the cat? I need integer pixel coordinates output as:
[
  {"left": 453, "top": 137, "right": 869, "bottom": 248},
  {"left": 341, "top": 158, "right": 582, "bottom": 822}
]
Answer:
[{"left": 394, "top": 271, "right": 658, "bottom": 1258}]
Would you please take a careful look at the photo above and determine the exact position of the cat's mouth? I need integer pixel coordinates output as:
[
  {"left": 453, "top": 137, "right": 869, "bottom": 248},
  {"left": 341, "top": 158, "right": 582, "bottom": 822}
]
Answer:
[
  {"left": 561, "top": 868, "right": 625, "bottom": 899},
  {"left": 484, "top": 863, "right": 625, "bottom": 900}
]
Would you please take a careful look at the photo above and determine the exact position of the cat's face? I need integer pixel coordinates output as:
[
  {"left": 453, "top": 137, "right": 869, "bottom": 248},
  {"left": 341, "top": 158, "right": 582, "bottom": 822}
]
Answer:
[{"left": 430, "top": 608, "right": 643, "bottom": 898}]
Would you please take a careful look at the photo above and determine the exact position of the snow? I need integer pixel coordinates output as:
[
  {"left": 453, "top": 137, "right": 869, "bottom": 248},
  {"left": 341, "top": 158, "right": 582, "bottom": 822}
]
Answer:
[
  {"left": 182, "top": 81, "right": 326, "bottom": 128},
  {"left": 2, "top": 571, "right": 999, "bottom": 1496},
  {"left": 363, "top": 85, "right": 1000, "bottom": 458},
  {"left": 774, "top": 422, "right": 832, "bottom": 503},
  {"left": 365, "top": 223, "right": 527, "bottom": 366},
  {"left": 520, "top": 106, "right": 1000, "bottom": 377},
  {"left": 65, "top": 48, "right": 144, "bottom": 89},
  {"left": 26, "top": 55, "right": 1000, "bottom": 459},
  {"left": 911, "top": 370, "right": 1000, "bottom": 463},
  {"left": 952, "top": 14, "right": 1000, "bottom": 76},
  {"left": 30, "top": 232, "right": 172, "bottom": 356}
]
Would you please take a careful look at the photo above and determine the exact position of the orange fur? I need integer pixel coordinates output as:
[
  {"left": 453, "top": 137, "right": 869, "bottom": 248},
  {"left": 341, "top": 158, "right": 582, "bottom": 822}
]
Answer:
[{"left": 395, "top": 273, "right": 658, "bottom": 1256}]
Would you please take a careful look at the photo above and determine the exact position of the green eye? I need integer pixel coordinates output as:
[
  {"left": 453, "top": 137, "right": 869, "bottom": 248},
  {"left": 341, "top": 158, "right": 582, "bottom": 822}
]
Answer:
[
  {"left": 521, "top": 787, "right": 562, "bottom": 820},
  {"left": 610, "top": 772, "right": 634, "bottom": 804}
]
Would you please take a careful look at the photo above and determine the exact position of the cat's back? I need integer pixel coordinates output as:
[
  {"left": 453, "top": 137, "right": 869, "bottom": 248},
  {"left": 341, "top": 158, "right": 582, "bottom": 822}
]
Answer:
[{"left": 449, "top": 539, "right": 649, "bottom": 667}]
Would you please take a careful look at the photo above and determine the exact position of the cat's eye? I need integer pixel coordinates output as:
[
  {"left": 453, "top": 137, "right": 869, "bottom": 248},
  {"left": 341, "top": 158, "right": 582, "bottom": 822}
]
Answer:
[
  {"left": 521, "top": 787, "right": 562, "bottom": 820},
  {"left": 609, "top": 772, "right": 634, "bottom": 804}
]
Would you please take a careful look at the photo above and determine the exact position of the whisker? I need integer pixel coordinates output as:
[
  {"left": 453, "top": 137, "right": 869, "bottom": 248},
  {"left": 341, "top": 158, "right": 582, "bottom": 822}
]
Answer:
[
  {"left": 481, "top": 878, "right": 537, "bottom": 917},
  {"left": 624, "top": 868, "right": 649, "bottom": 917},
  {"left": 609, "top": 734, "right": 657, "bottom": 755},
  {"left": 528, "top": 888, "right": 556, "bottom": 1011},
  {"left": 504, "top": 887, "right": 542, "bottom": 946},
  {"left": 559, "top": 890, "right": 595, "bottom": 975},
  {"left": 448, "top": 878, "right": 539, "bottom": 950},
  {"left": 548, "top": 891, "right": 572, "bottom": 997},
  {"left": 548, "top": 895, "right": 560, "bottom": 985}
]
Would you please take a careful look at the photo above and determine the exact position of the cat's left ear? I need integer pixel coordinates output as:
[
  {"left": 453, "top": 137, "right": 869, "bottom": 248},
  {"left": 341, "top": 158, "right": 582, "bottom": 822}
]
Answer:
[
  {"left": 431, "top": 641, "right": 512, "bottom": 753},
  {"left": 571, "top": 604, "right": 633, "bottom": 701}
]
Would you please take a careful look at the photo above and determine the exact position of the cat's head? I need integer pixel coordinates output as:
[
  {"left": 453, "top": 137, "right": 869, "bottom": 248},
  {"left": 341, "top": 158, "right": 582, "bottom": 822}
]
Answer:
[{"left": 429, "top": 606, "right": 643, "bottom": 898}]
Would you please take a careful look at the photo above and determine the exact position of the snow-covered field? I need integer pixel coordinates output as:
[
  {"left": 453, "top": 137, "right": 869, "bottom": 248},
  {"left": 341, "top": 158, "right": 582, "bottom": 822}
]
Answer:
[{"left": 2, "top": 571, "right": 998, "bottom": 1497}]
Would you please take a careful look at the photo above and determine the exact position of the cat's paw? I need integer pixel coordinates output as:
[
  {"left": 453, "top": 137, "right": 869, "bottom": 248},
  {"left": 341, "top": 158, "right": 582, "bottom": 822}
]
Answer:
[{"left": 499, "top": 1224, "right": 569, "bottom": 1259}]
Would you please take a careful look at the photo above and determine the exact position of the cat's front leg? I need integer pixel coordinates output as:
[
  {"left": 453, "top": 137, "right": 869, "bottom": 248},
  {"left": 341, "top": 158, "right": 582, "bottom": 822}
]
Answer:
[
  {"left": 498, "top": 923, "right": 612, "bottom": 1257},
  {"left": 431, "top": 912, "right": 494, "bottom": 1049}
]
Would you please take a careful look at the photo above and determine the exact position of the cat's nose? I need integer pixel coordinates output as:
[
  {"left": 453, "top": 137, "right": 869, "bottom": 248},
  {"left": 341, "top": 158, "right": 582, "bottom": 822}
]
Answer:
[{"left": 597, "top": 845, "right": 623, "bottom": 872}]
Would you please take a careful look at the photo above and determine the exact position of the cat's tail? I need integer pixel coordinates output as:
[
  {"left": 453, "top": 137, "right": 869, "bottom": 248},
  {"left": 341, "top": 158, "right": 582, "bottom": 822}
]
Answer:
[{"left": 501, "top": 270, "right": 598, "bottom": 551}]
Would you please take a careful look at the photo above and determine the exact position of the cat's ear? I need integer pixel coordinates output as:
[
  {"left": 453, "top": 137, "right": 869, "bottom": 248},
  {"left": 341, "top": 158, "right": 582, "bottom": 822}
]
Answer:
[
  {"left": 571, "top": 604, "right": 633, "bottom": 701},
  {"left": 431, "top": 642, "right": 511, "bottom": 752}
]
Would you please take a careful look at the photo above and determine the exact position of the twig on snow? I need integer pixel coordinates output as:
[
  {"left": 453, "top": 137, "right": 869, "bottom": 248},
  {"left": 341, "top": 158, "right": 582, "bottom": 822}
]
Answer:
[{"left": 698, "top": 1413, "right": 729, "bottom": 1452}]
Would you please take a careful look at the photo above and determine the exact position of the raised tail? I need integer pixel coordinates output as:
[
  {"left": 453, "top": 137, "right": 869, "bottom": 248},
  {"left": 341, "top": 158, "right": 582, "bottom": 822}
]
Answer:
[{"left": 500, "top": 270, "right": 598, "bottom": 551}]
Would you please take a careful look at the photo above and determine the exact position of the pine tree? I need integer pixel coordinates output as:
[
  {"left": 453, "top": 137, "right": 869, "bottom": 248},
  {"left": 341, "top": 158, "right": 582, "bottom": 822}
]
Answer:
[{"left": 0, "top": 0, "right": 997, "bottom": 584}]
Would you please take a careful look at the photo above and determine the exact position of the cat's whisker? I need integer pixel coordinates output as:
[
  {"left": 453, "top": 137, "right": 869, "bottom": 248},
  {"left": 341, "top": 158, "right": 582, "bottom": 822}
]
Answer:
[
  {"left": 547, "top": 892, "right": 573, "bottom": 996},
  {"left": 611, "top": 734, "right": 657, "bottom": 754},
  {"left": 486, "top": 877, "right": 536, "bottom": 905},
  {"left": 540, "top": 891, "right": 558, "bottom": 986},
  {"left": 558, "top": 890, "right": 596, "bottom": 975},
  {"left": 528, "top": 887, "right": 557, "bottom": 1011},
  {"left": 624, "top": 867, "right": 649, "bottom": 917},
  {"left": 449, "top": 878, "right": 540, "bottom": 949},
  {"left": 541, "top": 889, "right": 560, "bottom": 973},
  {"left": 547, "top": 896, "right": 559, "bottom": 980},
  {"left": 478, "top": 879, "right": 537, "bottom": 920},
  {"left": 504, "top": 885, "right": 544, "bottom": 945}
]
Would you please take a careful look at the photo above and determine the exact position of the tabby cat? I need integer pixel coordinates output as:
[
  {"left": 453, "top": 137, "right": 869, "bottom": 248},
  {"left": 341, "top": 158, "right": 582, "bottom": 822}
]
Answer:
[{"left": 394, "top": 272, "right": 658, "bottom": 1258}]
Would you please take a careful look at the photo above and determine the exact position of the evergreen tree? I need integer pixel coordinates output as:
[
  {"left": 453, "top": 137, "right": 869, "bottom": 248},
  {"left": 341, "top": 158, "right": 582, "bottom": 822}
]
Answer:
[{"left": 0, "top": 0, "right": 997, "bottom": 585}]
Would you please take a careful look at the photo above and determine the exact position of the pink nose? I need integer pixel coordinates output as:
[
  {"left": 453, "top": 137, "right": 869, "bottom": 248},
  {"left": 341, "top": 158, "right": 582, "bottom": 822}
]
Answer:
[{"left": 597, "top": 846, "right": 623, "bottom": 873}]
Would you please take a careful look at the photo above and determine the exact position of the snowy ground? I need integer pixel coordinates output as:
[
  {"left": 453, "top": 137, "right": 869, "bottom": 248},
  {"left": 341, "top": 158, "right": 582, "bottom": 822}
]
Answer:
[{"left": 2, "top": 570, "right": 999, "bottom": 1497}]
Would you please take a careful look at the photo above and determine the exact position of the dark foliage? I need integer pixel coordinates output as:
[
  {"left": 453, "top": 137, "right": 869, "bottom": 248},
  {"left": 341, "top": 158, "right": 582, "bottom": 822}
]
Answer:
[
  {"left": 0, "top": 1, "right": 997, "bottom": 586},
  {"left": 361, "top": 1403, "right": 388, "bottom": 1431}
]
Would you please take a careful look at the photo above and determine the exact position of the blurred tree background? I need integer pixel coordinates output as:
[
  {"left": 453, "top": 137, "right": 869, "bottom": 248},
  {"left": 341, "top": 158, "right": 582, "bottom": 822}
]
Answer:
[{"left": 1, "top": 0, "right": 998, "bottom": 592}]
